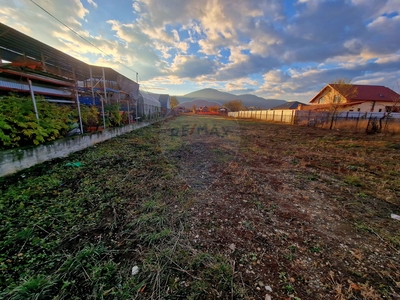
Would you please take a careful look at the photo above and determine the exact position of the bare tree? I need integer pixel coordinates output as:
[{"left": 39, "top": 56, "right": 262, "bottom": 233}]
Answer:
[
  {"left": 377, "top": 81, "right": 400, "bottom": 133},
  {"left": 224, "top": 99, "right": 246, "bottom": 112},
  {"left": 324, "top": 79, "right": 358, "bottom": 130}
]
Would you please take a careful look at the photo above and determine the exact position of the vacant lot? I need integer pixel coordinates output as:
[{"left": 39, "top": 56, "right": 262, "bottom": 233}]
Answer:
[{"left": 1, "top": 115, "right": 399, "bottom": 299}]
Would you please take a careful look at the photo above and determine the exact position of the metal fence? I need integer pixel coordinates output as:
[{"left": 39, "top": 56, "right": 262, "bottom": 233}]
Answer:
[
  {"left": 229, "top": 110, "right": 296, "bottom": 123},
  {"left": 228, "top": 110, "right": 400, "bottom": 133}
]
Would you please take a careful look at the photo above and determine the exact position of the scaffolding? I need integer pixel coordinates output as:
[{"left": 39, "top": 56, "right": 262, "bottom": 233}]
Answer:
[{"left": 0, "top": 22, "right": 145, "bottom": 134}]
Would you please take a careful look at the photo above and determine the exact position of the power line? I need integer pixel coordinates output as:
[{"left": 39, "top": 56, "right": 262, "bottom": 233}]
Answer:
[
  {"left": 30, "top": 0, "right": 165, "bottom": 101},
  {"left": 30, "top": 0, "right": 140, "bottom": 78}
]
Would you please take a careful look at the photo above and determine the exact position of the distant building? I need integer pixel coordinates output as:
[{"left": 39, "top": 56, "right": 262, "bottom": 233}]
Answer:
[
  {"left": 271, "top": 101, "right": 306, "bottom": 110},
  {"left": 197, "top": 106, "right": 209, "bottom": 112},
  {"left": 158, "top": 94, "right": 171, "bottom": 116}
]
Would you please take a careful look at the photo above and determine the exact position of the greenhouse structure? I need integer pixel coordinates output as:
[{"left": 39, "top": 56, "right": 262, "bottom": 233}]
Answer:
[
  {"left": 0, "top": 22, "right": 159, "bottom": 134},
  {"left": 136, "top": 92, "right": 161, "bottom": 121}
]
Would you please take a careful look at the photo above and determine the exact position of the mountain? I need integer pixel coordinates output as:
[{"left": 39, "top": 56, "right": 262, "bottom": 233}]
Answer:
[
  {"left": 174, "top": 99, "right": 222, "bottom": 109},
  {"left": 183, "top": 88, "right": 240, "bottom": 101},
  {"left": 176, "top": 88, "right": 287, "bottom": 109}
]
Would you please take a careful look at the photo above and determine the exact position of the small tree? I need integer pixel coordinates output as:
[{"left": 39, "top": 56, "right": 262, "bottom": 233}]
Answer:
[
  {"left": 324, "top": 79, "right": 358, "bottom": 130},
  {"left": 209, "top": 105, "right": 219, "bottom": 112},
  {"left": 376, "top": 81, "right": 400, "bottom": 133},
  {"left": 170, "top": 96, "right": 179, "bottom": 108},
  {"left": 192, "top": 104, "right": 197, "bottom": 113},
  {"left": 224, "top": 99, "right": 246, "bottom": 112}
]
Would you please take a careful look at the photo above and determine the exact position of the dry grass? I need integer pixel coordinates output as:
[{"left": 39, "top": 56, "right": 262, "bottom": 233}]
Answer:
[
  {"left": 1, "top": 115, "right": 400, "bottom": 299},
  {"left": 275, "top": 114, "right": 400, "bottom": 134}
]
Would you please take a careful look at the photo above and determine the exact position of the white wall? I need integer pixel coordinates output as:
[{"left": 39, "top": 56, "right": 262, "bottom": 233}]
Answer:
[{"left": 341, "top": 101, "right": 396, "bottom": 113}]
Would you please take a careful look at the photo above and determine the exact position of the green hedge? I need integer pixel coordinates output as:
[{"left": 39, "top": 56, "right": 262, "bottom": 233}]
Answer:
[{"left": 0, "top": 95, "right": 106, "bottom": 150}]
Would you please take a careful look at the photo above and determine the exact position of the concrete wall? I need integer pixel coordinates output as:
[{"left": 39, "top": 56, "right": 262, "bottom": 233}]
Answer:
[{"left": 0, "top": 122, "right": 152, "bottom": 177}]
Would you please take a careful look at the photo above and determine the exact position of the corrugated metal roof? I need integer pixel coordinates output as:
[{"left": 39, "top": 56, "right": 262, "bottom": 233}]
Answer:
[{"left": 0, "top": 23, "right": 136, "bottom": 84}]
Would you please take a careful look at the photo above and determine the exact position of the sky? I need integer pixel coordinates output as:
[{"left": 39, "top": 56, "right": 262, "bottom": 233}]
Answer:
[{"left": 0, "top": 0, "right": 399, "bottom": 103}]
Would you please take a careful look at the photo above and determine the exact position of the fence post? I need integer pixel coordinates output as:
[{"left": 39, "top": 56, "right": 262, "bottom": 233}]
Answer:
[
  {"left": 27, "top": 79, "right": 39, "bottom": 120},
  {"left": 291, "top": 110, "right": 295, "bottom": 124},
  {"left": 273, "top": 110, "right": 275, "bottom": 122},
  {"left": 280, "top": 110, "right": 283, "bottom": 122},
  {"left": 366, "top": 112, "right": 373, "bottom": 133}
]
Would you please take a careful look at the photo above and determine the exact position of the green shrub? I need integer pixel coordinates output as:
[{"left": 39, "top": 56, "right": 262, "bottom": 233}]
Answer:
[
  {"left": 104, "top": 104, "right": 122, "bottom": 127},
  {"left": 0, "top": 95, "right": 69, "bottom": 149},
  {"left": 0, "top": 95, "right": 105, "bottom": 149}
]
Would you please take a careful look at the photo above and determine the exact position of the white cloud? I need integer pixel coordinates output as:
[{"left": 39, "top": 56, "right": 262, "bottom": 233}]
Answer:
[
  {"left": 170, "top": 55, "right": 218, "bottom": 78},
  {"left": 375, "top": 54, "right": 400, "bottom": 64},
  {"left": 87, "top": 0, "right": 97, "bottom": 8},
  {"left": 0, "top": 0, "right": 398, "bottom": 100},
  {"left": 171, "top": 29, "right": 180, "bottom": 42},
  {"left": 263, "top": 70, "right": 290, "bottom": 82},
  {"left": 132, "top": 2, "right": 141, "bottom": 12},
  {"left": 224, "top": 78, "right": 259, "bottom": 92},
  {"left": 198, "top": 39, "right": 219, "bottom": 56}
]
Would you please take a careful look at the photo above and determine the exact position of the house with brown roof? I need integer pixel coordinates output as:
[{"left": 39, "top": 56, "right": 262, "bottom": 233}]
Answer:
[
  {"left": 299, "top": 84, "right": 400, "bottom": 113},
  {"left": 272, "top": 101, "right": 307, "bottom": 110}
]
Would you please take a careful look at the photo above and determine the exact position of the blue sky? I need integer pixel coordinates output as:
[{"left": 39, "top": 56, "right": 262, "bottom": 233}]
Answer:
[{"left": 0, "top": 0, "right": 399, "bottom": 102}]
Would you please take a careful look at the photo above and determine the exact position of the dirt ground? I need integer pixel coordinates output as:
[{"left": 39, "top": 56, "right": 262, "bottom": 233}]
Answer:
[
  {"left": 163, "top": 115, "right": 400, "bottom": 299},
  {"left": 1, "top": 114, "right": 400, "bottom": 299}
]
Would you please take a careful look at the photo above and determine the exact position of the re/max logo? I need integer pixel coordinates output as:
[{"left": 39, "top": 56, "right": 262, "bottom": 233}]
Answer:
[{"left": 167, "top": 124, "right": 231, "bottom": 137}]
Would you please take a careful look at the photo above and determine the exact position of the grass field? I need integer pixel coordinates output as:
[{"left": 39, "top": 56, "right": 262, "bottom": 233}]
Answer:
[{"left": 1, "top": 115, "right": 399, "bottom": 299}]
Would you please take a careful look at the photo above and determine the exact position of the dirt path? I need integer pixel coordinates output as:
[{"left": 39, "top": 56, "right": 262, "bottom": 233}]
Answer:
[{"left": 165, "top": 116, "right": 400, "bottom": 299}]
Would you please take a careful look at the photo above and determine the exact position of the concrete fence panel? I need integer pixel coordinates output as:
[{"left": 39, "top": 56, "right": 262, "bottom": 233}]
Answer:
[{"left": 0, "top": 122, "right": 152, "bottom": 177}]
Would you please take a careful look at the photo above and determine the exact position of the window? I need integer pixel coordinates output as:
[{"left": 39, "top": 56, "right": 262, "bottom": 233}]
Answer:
[
  {"left": 357, "top": 108, "right": 361, "bottom": 112},
  {"left": 378, "top": 109, "right": 382, "bottom": 112},
  {"left": 318, "top": 97, "right": 324, "bottom": 104},
  {"left": 349, "top": 110, "right": 353, "bottom": 111},
  {"left": 333, "top": 95, "right": 341, "bottom": 103}
]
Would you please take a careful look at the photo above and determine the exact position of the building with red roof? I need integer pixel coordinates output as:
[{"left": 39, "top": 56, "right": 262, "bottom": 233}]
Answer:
[{"left": 300, "top": 84, "right": 400, "bottom": 113}]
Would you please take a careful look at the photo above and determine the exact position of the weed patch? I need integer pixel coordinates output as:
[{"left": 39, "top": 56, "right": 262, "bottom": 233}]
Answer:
[{"left": 1, "top": 115, "right": 400, "bottom": 299}]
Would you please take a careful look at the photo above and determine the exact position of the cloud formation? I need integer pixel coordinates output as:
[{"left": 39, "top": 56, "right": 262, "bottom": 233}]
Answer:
[{"left": 0, "top": 0, "right": 399, "bottom": 101}]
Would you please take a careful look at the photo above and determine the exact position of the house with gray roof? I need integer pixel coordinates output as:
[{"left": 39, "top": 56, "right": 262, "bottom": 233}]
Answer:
[{"left": 271, "top": 101, "right": 307, "bottom": 110}]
